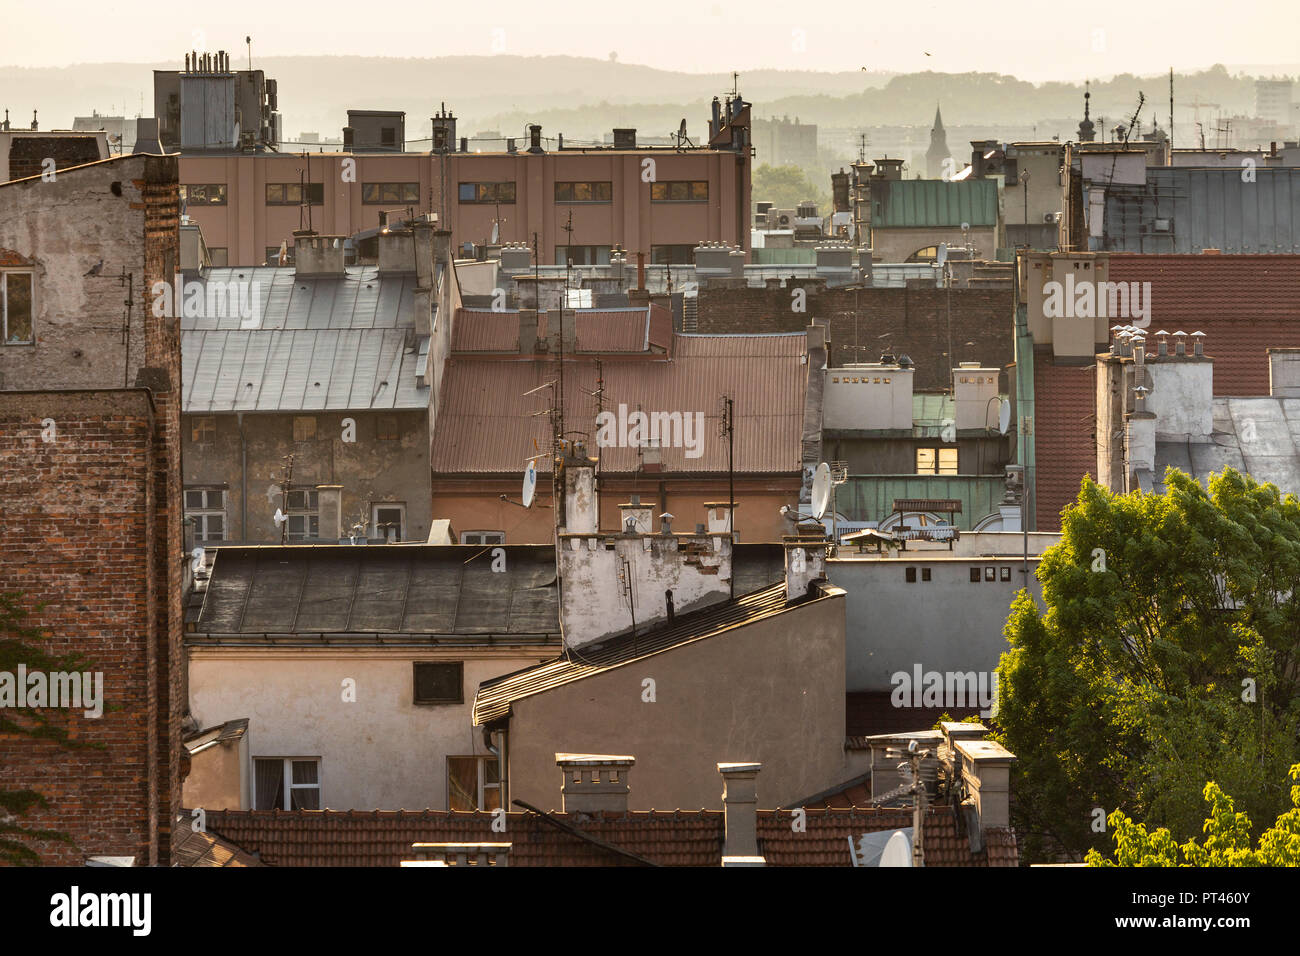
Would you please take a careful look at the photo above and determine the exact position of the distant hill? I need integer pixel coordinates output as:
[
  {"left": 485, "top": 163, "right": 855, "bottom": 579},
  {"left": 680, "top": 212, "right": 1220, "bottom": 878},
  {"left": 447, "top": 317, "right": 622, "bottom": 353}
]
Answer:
[{"left": 0, "top": 55, "right": 1290, "bottom": 145}]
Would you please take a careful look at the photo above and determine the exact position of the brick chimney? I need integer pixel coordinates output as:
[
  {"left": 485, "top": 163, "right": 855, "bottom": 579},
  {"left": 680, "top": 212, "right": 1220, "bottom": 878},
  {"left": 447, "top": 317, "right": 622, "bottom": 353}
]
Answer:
[
  {"left": 556, "top": 754, "right": 634, "bottom": 814},
  {"left": 718, "top": 762, "right": 764, "bottom": 865}
]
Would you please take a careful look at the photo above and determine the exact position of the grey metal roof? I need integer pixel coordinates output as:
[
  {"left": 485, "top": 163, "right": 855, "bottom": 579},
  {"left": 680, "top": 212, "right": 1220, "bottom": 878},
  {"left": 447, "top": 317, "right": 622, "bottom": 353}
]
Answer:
[
  {"left": 1101, "top": 167, "right": 1300, "bottom": 254},
  {"left": 181, "top": 266, "right": 432, "bottom": 413},
  {"left": 1154, "top": 396, "right": 1300, "bottom": 493}
]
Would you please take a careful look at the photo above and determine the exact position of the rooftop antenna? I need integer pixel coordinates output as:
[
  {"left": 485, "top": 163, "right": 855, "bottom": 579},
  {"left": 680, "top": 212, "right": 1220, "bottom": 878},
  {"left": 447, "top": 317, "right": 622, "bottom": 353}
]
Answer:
[
  {"left": 720, "top": 395, "right": 736, "bottom": 597},
  {"left": 246, "top": 36, "right": 252, "bottom": 71}
]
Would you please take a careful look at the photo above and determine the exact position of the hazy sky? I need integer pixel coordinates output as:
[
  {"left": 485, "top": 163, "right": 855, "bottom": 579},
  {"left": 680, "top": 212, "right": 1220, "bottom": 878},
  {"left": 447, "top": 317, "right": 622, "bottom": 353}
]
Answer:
[{"left": 3, "top": 1, "right": 1297, "bottom": 81}]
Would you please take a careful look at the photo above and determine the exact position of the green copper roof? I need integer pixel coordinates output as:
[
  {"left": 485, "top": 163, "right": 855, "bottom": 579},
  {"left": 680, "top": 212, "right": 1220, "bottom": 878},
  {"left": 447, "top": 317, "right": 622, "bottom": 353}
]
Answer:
[{"left": 872, "top": 179, "right": 999, "bottom": 229}]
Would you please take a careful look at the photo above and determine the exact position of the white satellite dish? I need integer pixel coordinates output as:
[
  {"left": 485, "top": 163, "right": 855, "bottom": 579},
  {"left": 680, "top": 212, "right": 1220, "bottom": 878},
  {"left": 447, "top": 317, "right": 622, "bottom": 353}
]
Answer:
[
  {"left": 273, "top": 508, "right": 287, "bottom": 527},
  {"left": 522, "top": 460, "right": 537, "bottom": 509},
  {"left": 811, "top": 462, "right": 832, "bottom": 520},
  {"left": 879, "top": 829, "right": 914, "bottom": 867},
  {"left": 936, "top": 242, "right": 948, "bottom": 266},
  {"left": 998, "top": 399, "right": 1011, "bottom": 436}
]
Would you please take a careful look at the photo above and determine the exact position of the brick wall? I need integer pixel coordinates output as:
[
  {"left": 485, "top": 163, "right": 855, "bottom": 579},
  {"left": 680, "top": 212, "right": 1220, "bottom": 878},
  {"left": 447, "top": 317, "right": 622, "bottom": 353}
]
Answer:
[
  {"left": 697, "top": 285, "right": 1014, "bottom": 391},
  {"left": 0, "top": 154, "right": 182, "bottom": 864},
  {"left": 0, "top": 390, "right": 157, "bottom": 864}
]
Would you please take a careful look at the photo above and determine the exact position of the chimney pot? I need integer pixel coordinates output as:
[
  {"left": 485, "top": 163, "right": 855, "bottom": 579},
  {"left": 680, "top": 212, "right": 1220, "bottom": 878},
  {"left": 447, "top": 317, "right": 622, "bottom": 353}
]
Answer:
[
  {"left": 659, "top": 512, "right": 674, "bottom": 535},
  {"left": 1191, "top": 330, "right": 1205, "bottom": 356}
]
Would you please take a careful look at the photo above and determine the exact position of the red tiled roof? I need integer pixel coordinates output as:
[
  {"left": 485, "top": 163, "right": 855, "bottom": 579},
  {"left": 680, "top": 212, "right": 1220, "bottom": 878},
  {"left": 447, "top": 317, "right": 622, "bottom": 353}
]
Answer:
[
  {"left": 452, "top": 309, "right": 519, "bottom": 352},
  {"left": 758, "top": 809, "right": 1017, "bottom": 866},
  {"left": 1033, "top": 356, "right": 1097, "bottom": 530},
  {"left": 203, "top": 808, "right": 723, "bottom": 866},
  {"left": 202, "top": 806, "right": 1016, "bottom": 866},
  {"left": 1033, "top": 255, "right": 1300, "bottom": 530},
  {"left": 431, "top": 333, "right": 808, "bottom": 475}
]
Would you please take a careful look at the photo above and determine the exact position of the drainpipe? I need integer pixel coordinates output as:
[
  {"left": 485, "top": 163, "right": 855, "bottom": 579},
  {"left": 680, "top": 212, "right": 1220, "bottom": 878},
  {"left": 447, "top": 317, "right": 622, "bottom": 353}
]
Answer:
[{"left": 237, "top": 411, "right": 248, "bottom": 542}]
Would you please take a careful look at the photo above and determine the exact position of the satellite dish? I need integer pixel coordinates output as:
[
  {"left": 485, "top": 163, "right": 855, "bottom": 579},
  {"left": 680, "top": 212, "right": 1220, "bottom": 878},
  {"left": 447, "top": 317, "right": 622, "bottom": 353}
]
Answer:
[
  {"left": 936, "top": 242, "right": 947, "bottom": 266},
  {"left": 522, "top": 460, "right": 537, "bottom": 509},
  {"left": 811, "top": 462, "right": 832, "bottom": 520},
  {"left": 273, "top": 508, "right": 287, "bottom": 527},
  {"left": 998, "top": 399, "right": 1011, "bottom": 436},
  {"left": 879, "top": 829, "right": 913, "bottom": 867}
]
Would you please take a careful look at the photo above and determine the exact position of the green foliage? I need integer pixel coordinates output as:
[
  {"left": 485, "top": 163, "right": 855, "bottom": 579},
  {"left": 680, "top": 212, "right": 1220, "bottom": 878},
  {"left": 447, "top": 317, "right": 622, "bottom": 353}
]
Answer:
[
  {"left": 995, "top": 469, "right": 1300, "bottom": 863},
  {"left": 0, "top": 591, "right": 100, "bottom": 865},
  {"left": 752, "top": 163, "right": 830, "bottom": 212},
  {"left": 1087, "top": 764, "right": 1300, "bottom": 866}
]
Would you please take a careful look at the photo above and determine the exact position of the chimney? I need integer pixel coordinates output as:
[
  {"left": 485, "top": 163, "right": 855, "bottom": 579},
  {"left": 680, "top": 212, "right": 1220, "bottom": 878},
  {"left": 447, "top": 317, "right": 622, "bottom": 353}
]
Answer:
[
  {"left": 1146, "top": 334, "right": 1212, "bottom": 442},
  {"left": 556, "top": 754, "right": 633, "bottom": 814},
  {"left": 783, "top": 535, "right": 827, "bottom": 602},
  {"left": 518, "top": 309, "right": 538, "bottom": 354},
  {"left": 659, "top": 512, "right": 673, "bottom": 535},
  {"left": 618, "top": 496, "right": 653, "bottom": 534},
  {"left": 342, "top": 126, "right": 354, "bottom": 150},
  {"left": 953, "top": 740, "right": 1015, "bottom": 833},
  {"left": 527, "top": 124, "right": 544, "bottom": 154},
  {"left": 132, "top": 117, "right": 165, "bottom": 154},
  {"left": 431, "top": 102, "right": 456, "bottom": 152},
  {"left": 562, "top": 449, "right": 599, "bottom": 534},
  {"left": 704, "top": 501, "right": 737, "bottom": 536},
  {"left": 718, "top": 763, "right": 763, "bottom": 864},
  {"left": 1172, "top": 330, "right": 1186, "bottom": 356},
  {"left": 403, "top": 842, "right": 510, "bottom": 867},
  {"left": 294, "top": 233, "right": 347, "bottom": 277},
  {"left": 1268, "top": 348, "right": 1300, "bottom": 397},
  {"left": 412, "top": 220, "right": 438, "bottom": 335},
  {"left": 952, "top": 364, "right": 1000, "bottom": 430},
  {"left": 378, "top": 225, "right": 417, "bottom": 274}
]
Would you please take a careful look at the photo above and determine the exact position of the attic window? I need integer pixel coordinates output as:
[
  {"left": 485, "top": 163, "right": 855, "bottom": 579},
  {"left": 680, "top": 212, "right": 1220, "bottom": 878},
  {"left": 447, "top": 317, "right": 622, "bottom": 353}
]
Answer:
[{"left": 414, "top": 661, "right": 463, "bottom": 705}]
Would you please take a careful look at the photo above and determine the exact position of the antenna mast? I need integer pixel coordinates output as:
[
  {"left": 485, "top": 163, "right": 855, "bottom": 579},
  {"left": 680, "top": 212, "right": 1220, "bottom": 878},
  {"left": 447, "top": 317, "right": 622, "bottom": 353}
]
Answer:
[{"left": 721, "top": 395, "right": 735, "bottom": 599}]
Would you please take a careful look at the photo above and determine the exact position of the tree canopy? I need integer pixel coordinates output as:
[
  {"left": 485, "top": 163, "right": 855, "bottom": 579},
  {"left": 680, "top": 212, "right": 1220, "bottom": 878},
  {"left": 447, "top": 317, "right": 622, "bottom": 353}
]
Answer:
[{"left": 994, "top": 469, "right": 1300, "bottom": 863}]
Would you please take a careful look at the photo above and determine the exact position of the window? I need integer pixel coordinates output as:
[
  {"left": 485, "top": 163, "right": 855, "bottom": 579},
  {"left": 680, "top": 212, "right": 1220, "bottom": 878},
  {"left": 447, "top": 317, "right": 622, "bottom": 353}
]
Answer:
[
  {"left": 180, "top": 183, "right": 227, "bottom": 205},
  {"left": 650, "top": 244, "right": 694, "bottom": 265},
  {"left": 254, "top": 757, "right": 321, "bottom": 810},
  {"left": 457, "top": 182, "right": 516, "bottom": 204},
  {"left": 2, "top": 271, "right": 34, "bottom": 345},
  {"left": 461, "top": 531, "right": 505, "bottom": 545},
  {"left": 554, "top": 181, "right": 612, "bottom": 202},
  {"left": 970, "top": 567, "right": 981, "bottom": 583},
  {"left": 184, "top": 487, "right": 226, "bottom": 542},
  {"left": 361, "top": 182, "right": 420, "bottom": 204},
  {"left": 555, "top": 245, "right": 612, "bottom": 266},
  {"left": 285, "top": 488, "right": 319, "bottom": 542},
  {"left": 381, "top": 127, "right": 396, "bottom": 147},
  {"left": 265, "top": 182, "right": 324, "bottom": 205},
  {"left": 650, "top": 180, "right": 708, "bottom": 202},
  {"left": 447, "top": 755, "right": 501, "bottom": 812},
  {"left": 1000, "top": 566, "right": 1011, "bottom": 582},
  {"left": 376, "top": 415, "right": 400, "bottom": 441},
  {"left": 191, "top": 416, "right": 216, "bottom": 442},
  {"left": 293, "top": 416, "right": 317, "bottom": 442},
  {"left": 414, "top": 661, "right": 463, "bottom": 704},
  {"left": 916, "top": 448, "right": 959, "bottom": 475},
  {"left": 985, "top": 566, "right": 996, "bottom": 582},
  {"left": 373, "top": 503, "right": 405, "bottom": 542},
  {"left": 905, "top": 567, "right": 917, "bottom": 583},
  {"left": 208, "top": 247, "right": 229, "bottom": 267},
  {"left": 922, "top": 567, "right": 932, "bottom": 582}
]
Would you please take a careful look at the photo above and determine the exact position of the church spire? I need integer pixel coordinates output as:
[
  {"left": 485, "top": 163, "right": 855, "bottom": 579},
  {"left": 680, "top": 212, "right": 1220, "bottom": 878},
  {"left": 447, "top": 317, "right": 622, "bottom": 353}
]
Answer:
[
  {"left": 926, "top": 103, "right": 950, "bottom": 178},
  {"left": 1078, "top": 81, "right": 1096, "bottom": 142}
]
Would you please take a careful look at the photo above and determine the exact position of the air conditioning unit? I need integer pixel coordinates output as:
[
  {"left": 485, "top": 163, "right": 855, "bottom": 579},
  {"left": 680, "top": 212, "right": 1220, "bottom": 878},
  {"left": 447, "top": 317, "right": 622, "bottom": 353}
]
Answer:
[{"left": 1044, "top": 212, "right": 1061, "bottom": 223}]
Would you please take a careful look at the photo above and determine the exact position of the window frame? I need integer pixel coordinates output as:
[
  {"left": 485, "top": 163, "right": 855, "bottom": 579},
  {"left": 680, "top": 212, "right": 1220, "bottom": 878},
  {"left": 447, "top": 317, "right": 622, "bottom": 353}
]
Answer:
[
  {"left": 265, "top": 182, "right": 325, "bottom": 206},
  {"left": 372, "top": 502, "right": 406, "bottom": 542},
  {"left": 180, "top": 183, "right": 228, "bottom": 205},
  {"left": 285, "top": 487, "right": 320, "bottom": 542},
  {"left": 650, "top": 180, "right": 708, "bottom": 203},
  {"left": 554, "top": 181, "right": 612, "bottom": 203},
  {"left": 253, "top": 756, "right": 322, "bottom": 810},
  {"left": 361, "top": 182, "right": 421, "bottom": 204},
  {"left": 446, "top": 755, "right": 501, "bottom": 812},
  {"left": 457, "top": 181, "right": 516, "bottom": 204},
  {"left": 460, "top": 530, "right": 505, "bottom": 546},
  {"left": 413, "top": 660, "right": 464, "bottom": 705},
  {"left": 292, "top": 416, "right": 317, "bottom": 442},
  {"left": 191, "top": 416, "right": 217, "bottom": 443},
  {"left": 184, "top": 486, "right": 227, "bottom": 542},
  {"left": 1, "top": 270, "right": 35, "bottom": 346}
]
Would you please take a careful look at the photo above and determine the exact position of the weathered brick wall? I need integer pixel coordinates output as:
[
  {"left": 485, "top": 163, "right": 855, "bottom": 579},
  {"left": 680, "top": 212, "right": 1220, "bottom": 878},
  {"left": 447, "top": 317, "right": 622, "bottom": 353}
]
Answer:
[
  {"left": 6, "top": 136, "right": 104, "bottom": 181},
  {"left": 0, "top": 390, "right": 157, "bottom": 864},
  {"left": 697, "top": 285, "right": 1015, "bottom": 391}
]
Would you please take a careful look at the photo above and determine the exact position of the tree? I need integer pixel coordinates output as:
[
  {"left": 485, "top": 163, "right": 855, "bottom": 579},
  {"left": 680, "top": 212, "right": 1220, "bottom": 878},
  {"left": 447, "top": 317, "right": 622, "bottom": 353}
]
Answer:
[
  {"left": 0, "top": 591, "right": 102, "bottom": 865},
  {"left": 994, "top": 469, "right": 1300, "bottom": 863},
  {"left": 1087, "top": 764, "right": 1300, "bottom": 866},
  {"left": 752, "top": 163, "right": 830, "bottom": 212}
]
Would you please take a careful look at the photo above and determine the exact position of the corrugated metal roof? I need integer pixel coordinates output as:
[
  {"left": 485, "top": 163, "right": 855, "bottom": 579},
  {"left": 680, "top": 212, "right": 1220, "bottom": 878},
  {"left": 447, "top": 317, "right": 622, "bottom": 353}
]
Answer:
[
  {"left": 1101, "top": 168, "right": 1300, "bottom": 253},
  {"left": 452, "top": 309, "right": 519, "bottom": 352},
  {"left": 872, "top": 179, "right": 999, "bottom": 229},
  {"left": 574, "top": 308, "right": 651, "bottom": 352},
  {"left": 183, "top": 328, "right": 428, "bottom": 412},
  {"left": 1154, "top": 396, "right": 1300, "bottom": 494},
  {"left": 473, "top": 582, "right": 799, "bottom": 724},
  {"left": 430, "top": 332, "right": 808, "bottom": 475},
  {"left": 192, "top": 546, "right": 558, "bottom": 637}
]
